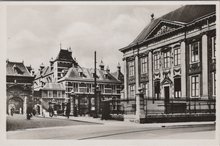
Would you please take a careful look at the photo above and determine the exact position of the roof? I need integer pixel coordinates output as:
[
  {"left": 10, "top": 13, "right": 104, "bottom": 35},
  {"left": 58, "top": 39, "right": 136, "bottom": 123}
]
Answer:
[
  {"left": 6, "top": 60, "right": 33, "bottom": 77},
  {"left": 54, "top": 49, "right": 74, "bottom": 62},
  {"left": 41, "top": 82, "right": 65, "bottom": 91},
  {"left": 60, "top": 67, "right": 123, "bottom": 84},
  {"left": 35, "top": 66, "right": 53, "bottom": 79},
  {"left": 120, "top": 5, "right": 216, "bottom": 52}
]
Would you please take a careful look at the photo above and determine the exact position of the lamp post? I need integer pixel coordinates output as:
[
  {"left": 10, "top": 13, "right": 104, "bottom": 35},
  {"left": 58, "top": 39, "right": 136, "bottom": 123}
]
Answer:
[{"left": 70, "top": 89, "right": 77, "bottom": 116}]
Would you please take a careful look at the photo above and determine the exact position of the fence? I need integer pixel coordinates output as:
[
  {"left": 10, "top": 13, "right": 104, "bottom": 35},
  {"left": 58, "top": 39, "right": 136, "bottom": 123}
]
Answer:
[{"left": 107, "top": 97, "right": 216, "bottom": 116}]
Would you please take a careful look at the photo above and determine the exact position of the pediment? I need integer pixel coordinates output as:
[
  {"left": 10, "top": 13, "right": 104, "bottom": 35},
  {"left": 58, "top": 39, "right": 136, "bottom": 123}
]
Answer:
[
  {"left": 146, "top": 20, "right": 185, "bottom": 39},
  {"left": 161, "top": 76, "right": 173, "bottom": 85}
]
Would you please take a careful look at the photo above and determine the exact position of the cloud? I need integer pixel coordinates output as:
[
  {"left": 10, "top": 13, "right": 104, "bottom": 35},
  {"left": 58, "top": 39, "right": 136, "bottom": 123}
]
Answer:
[{"left": 7, "top": 5, "right": 181, "bottom": 73}]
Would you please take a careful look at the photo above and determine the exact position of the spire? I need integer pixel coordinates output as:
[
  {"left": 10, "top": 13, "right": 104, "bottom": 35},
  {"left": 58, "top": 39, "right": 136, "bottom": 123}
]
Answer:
[
  {"left": 117, "top": 62, "right": 121, "bottom": 71},
  {"left": 99, "top": 60, "right": 105, "bottom": 70}
]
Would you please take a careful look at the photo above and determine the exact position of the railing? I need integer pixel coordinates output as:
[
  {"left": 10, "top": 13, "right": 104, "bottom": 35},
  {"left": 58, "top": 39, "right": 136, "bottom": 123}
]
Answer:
[{"left": 107, "top": 97, "right": 216, "bottom": 116}]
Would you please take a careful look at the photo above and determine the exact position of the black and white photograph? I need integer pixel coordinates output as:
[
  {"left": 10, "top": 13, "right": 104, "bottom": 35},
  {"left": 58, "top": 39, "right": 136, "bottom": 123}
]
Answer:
[{"left": 0, "top": 1, "right": 219, "bottom": 146}]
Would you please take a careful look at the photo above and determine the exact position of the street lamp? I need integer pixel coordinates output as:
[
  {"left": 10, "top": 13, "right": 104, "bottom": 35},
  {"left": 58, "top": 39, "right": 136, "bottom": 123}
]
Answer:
[{"left": 70, "top": 89, "right": 77, "bottom": 117}]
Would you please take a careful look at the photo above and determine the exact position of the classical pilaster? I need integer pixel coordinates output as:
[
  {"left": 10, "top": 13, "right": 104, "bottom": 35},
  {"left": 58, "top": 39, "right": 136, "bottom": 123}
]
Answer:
[
  {"left": 23, "top": 96, "right": 27, "bottom": 114},
  {"left": 148, "top": 51, "right": 153, "bottom": 98},
  {"left": 202, "top": 34, "right": 208, "bottom": 98},
  {"left": 135, "top": 55, "right": 140, "bottom": 94},
  {"left": 124, "top": 59, "right": 128, "bottom": 99},
  {"left": 180, "top": 41, "right": 186, "bottom": 98},
  {"left": 70, "top": 95, "right": 74, "bottom": 115}
]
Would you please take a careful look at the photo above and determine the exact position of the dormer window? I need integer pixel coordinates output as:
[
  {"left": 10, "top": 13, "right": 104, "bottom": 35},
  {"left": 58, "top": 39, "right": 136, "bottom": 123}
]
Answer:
[{"left": 13, "top": 65, "right": 23, "bottom": 74}]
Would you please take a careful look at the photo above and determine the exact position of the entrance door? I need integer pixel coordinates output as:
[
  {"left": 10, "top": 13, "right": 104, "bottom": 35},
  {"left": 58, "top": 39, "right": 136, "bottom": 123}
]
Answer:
[
  {"left": 164, "top": 86, "right": 170, "bottom": 103},
  {"left": 164, "top": 86, "right": 170, "bottom": 114}
]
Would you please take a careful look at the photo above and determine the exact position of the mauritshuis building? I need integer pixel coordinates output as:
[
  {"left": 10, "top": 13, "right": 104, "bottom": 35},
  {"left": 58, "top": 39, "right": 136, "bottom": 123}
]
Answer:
[
  {"left": 34, "top": 48, "right": 123, "bottom": 116},
  {"left": 119, "top": 5, "right": 216, "bottom": 122}
]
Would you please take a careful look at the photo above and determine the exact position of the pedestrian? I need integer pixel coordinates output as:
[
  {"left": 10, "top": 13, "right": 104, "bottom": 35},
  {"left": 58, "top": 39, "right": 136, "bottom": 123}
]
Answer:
[
  {"left": 49, "top": 106, "right": 54, "bottom": 118},
  {"left": 42, "top": 109, "right": 46, "bottom": 118},
  {"left": 10, "top": 107, "right": 14, "bottom": 116},
  {"left": 32, "top": 108, "right": 36, "bottom": 116},
  {"left": 26, "top": 106, "right": 32, "bottom": 120},
  {"left": 66, "top": 102, "right": 70, "bottom": 119}
]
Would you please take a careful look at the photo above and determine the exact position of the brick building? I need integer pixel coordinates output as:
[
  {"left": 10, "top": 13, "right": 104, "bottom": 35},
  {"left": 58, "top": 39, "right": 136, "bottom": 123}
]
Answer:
[
  {"left": 34, "top": 48, "right": 124, "bottom": 116},
  {"left": 6, "top": 60, "right": 35, "bottom": 114}
]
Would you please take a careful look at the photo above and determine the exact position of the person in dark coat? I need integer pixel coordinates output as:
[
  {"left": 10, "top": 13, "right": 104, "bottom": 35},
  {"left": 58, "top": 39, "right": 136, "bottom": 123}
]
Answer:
[
  {"left": 66, "top": 102, "right": 70, "bottom": 119},
  {"left": 48, "top": 106, "right": 54, "bottom": 118},
  {"left": 26, "top": 106, "right": 33, "bottom": 120}
]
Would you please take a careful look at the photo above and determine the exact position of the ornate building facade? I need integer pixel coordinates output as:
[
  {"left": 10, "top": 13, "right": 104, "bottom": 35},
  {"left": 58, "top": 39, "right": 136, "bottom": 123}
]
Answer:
[
  {"left": 119, "top": 5, "right": 216, "bottom": 122},
  {"left": 6, "top": 60, "right": 35, "bottom": 114},
  {"left": 34, "top": 48, "right": 124, "bottom": 116}
]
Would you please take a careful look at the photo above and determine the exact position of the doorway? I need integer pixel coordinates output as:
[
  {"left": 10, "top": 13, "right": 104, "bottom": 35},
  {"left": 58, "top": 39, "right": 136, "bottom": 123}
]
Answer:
[
  {"left": 164, "top": 86, "right": 170, "bottom": 103},
  {"left": 164, "top": 86, "right": 170, "bottom": 114}
]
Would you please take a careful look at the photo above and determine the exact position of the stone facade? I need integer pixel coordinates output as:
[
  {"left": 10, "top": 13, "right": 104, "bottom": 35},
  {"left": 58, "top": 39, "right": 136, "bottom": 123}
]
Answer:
[
  {"left": 119, "top": 5, "right": 216, "bottom": 122},
  {"left": 34, "top": 48, "right": 124, "bottom": 116},
  {"left": 6, "top": 60, "right": 35, "bottom": 114}
]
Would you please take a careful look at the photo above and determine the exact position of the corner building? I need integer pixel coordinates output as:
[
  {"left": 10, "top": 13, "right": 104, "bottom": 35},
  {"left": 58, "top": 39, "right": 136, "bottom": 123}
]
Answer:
[
  {"left": 119, "top": 5, "right": 216, "bottom": 122},
  {"left": 34, "top": 48, "right": 124, "bottom": 116}
]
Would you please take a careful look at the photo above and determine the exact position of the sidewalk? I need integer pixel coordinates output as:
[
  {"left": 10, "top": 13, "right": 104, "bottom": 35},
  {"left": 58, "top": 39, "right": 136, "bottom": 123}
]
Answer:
[{"left": 51, "top": 114, "right": 215, "bottom": 128}]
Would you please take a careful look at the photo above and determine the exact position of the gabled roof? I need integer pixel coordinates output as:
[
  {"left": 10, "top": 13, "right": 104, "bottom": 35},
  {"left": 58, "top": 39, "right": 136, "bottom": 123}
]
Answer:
[
  {"left": 120, "top": 5, "right": 216, "bottom": 52},
  {"left": 54, "top": 49, "right": 74, "bottom": 62},
  {"left": 60, "top": 67, "right": 123, "bottom": 83},
  {"left": 41, "top": 82, "right": 65, "bottom": 91},
  {"left": 35, "top": 66, "right": 54, "bottom": 79},
  {"left": 6, "top": 60, "right": 33, "bottom": 77}
]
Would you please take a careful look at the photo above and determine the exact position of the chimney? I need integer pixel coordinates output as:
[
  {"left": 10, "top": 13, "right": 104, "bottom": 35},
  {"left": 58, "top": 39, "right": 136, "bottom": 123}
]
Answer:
[
  {"left": 151, "top": 13, "right": 154, "bottom": 21},
  {"left": 68, "top": 46, "right": 72, "bottom": 56},
  {"left": 106, "top": 65, "right": 110, "bottom": 73},
  {"left": 99, "top": 60, "right": 105, "bottom": 70},
  {"left": 117, "top": 62, "right": 121, "bottom": 72},
  {"left": 50, "top": 58, "right": 54, "bottom": 70},
  {"left": 39, "top": 63, "right": 45, "bottom": 74}
]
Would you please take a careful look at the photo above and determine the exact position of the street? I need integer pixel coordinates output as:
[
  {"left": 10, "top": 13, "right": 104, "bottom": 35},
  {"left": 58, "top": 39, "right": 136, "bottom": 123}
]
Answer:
[{"left": 7, "top": 114, "right": 215, "bottom": 139}]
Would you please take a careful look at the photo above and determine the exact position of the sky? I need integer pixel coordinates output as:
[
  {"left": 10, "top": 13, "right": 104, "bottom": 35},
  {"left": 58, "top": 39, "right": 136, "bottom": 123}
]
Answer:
[{"left": 7, "top": 4, "right": 181, "bottom": 73}]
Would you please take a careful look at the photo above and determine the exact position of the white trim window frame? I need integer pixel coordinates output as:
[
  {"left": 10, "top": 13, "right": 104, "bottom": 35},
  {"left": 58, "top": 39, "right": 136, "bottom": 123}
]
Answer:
[
  {"left": 154, "top": 52, "right": 160, "bottom": 70},
  {"left": 212, "top": 72, "right": 216, "bottom": 97},
  {"left": 211, "top": 36, "right": 216, "bottom": 59},
  {"left": 174, "top": 46, "right": 181, "bottom": 66},
  {"left": 163, "top": 51, "right": 171, "bottom": 68},
  {"left": 128, "top": 60, "right": 135, "bottom": 77},
  {"left": 128, "top": 84, "right": 135, "bottom": 99},
  {"left": 190, "top": 75, "right": 200, "bottom": 98},
  {"left": 140, "top": 56, "right": 148, "bottom": 74},
  {"left": 189, "top": 41, "right": 200, "bottom": 64}
]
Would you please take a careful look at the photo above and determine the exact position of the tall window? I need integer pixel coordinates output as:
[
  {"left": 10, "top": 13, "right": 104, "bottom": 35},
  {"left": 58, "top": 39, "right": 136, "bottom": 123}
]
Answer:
[
  {"left": 191, "top": 75, "right": 199, "bottom": 97},
  {"left": 128, "top": 61, "right": 135, "bottom": 77},
  {"left": 48, "top": 91, "right": 53, "bottom": 97},
  {"left": 174, "top": 77, "right": 181, "bottom": 98},
  {"left": 164, "top": 51, "right": 171, "bottom": 68},
  {"left": 141, "top": 83, "right": 149, "bottom": 98},
  {"left": 212, "top": 72, "right": 216, "bottom": 96},
  {"left": 154, "top": 52, "right": 160, "bottom": 70},
  {"left": 212, "top": 36, "right": 216, "bottom": 59},
  {"left": 73, "top": 83, "right": 78, "bottom": 92},
  {"left": 53, "top": 91, "right": 57, "bottom": 98},
  {"left": 174, "top": 47, "right": 181, "bottom": 66},
  {"left": 154, "top": 80, "right": 160, "bottom": 99},
  {"left": 141, "top": 56, "right": 148, "bottom": 74},
  {"left": 128, "top": 84, "right": 135, "bottom": 99},
  {"left": 190, "top": 41, "right": 199, "bottom": 63}
]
